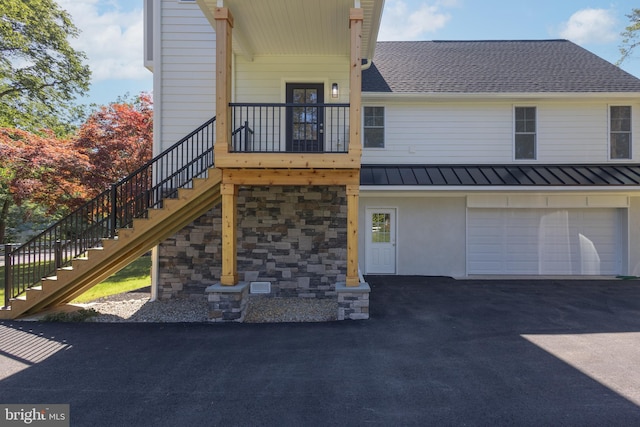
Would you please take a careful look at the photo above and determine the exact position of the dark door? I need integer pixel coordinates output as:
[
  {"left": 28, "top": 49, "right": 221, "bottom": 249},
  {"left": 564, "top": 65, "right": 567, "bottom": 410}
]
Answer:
[{"left": 286, "top": 83, "right": 324, "bottom": 152}]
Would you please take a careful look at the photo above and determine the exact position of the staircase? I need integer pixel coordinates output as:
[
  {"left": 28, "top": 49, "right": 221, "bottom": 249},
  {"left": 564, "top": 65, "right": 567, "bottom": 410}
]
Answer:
[{"left": 1, "top": 118, "right": 218, "bottom": 319}]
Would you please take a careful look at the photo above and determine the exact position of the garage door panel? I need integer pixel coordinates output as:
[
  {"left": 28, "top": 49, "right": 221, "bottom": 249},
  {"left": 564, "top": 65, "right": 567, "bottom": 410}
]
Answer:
[{"left": 468, "top": 208, "right": 622, "bottom": 275}]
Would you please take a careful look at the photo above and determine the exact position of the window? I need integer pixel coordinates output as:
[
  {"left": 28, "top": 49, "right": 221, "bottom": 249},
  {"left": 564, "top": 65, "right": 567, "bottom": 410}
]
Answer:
[
  {"left": 610, "top": 106, "right": 632, "bottom": 159},
  {"left": 515, "top": 107, "right": 536, "bottom": 160},
  {"left": 364, "top": 107, "right": 384, "bottom": 148}
]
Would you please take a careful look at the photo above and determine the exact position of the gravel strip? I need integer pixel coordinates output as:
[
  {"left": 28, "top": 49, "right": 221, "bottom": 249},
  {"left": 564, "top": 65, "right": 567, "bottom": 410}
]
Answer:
[
  {"left": 83, "top": 292, "right": 337, "bottom": 323},
  {"left": 244, "top": 297, "right": 338, "bottom": 323},
  {"left": 86, "top": 296, "right": 208, "bottom": 323}
]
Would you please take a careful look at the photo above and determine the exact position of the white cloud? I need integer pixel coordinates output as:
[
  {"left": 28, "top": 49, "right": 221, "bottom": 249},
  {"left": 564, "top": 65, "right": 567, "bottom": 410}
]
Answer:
[
  {"left": 379, "top": 0, "right": 458, "bottom": 41},
  {"left": 559, "top": 8, "right": 618, "bottom": 45},
  {"left": 56, "top": 0, "right": 147, "bottom": 82}
]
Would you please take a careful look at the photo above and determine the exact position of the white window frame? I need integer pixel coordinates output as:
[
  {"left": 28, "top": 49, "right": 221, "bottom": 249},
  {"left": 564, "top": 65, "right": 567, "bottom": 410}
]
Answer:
[
  {"left": 363, "top": 106, "right": 385, "bottom": 149},
  {"left": 609, "top": 105, "right": 633, "bottom": 160},
  {"left": 513, "top": 106, "right": 537, "bottom": 161}
]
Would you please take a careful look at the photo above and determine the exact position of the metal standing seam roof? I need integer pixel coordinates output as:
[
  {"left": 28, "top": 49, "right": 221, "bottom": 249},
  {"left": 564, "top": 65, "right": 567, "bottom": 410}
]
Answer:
[
  {"left": 360, "top": 165, "right": 640, "bottom": 186},
  {"left": 362, "top": 40, "right": 640, "bottom": 93}
]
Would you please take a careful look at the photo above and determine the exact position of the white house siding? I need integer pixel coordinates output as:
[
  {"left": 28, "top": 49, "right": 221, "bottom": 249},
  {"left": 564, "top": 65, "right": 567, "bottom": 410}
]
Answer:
[
  {"left": 629, "top": 196, "right": 640, "bottom": 276},
  {"left": 359, "top": 190, "right": 640, "bottom": 278},
  {"left": 234, "top": 55, "right": 350, "bottom": 103},
  {"left": 361, "top": 99, "right": 640, "bottom": 165},
  {"left": 157, "top": 0, "right": 216, "bottom": 154},
  {"left": 359, "top": 194, "right": 467, "bottom": 277}
]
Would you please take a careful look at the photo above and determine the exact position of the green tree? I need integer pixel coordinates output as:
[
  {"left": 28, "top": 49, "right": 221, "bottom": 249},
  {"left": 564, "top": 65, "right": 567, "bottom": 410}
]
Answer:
[
  {"left": 0, "top": 0, "right": 91, "bottom": 134},
  {"left": 74, "top": 93, "right": 153, "bottom": 195},
  {"left": 0, "top": 128, "right": 90, "bottom": 244},
  {"left": 618, "top": 8, "right": 640, "bottom": 65}
]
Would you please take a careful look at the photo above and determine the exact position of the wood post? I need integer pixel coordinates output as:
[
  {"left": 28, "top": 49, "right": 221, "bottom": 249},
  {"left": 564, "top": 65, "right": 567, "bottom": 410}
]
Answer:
[
  {"left": 214, "top": 7, "right": 233, "bottom": 157},
  {"left": 346, "top": 183, "right": 360, "bottom": 286},
  {"left": 347, "top": 8, "right": 363, "bottom": 286},
  {"left": 220, "top": 182, "right": 238, "bottom": 285},
  {"left": 349, "top": 8, "right": 363, "bottom": 157}
]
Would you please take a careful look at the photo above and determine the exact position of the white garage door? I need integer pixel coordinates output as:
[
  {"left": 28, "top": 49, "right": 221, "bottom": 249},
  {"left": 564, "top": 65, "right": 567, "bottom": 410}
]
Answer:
[{"left": 467, "top": 208, "right": 622, "bottom": 275}]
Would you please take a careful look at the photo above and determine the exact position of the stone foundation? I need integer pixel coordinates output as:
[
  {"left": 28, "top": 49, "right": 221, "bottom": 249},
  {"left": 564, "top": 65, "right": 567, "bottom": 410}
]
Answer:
[
  {"left": 336, "top": 282, "right": 371, "bottom": 320},
  {"left": 157, "top": 207, "right": 222, "bottom": 299},
  {"left": 158, "top": 186, "right": 347, "bottom": 300}
]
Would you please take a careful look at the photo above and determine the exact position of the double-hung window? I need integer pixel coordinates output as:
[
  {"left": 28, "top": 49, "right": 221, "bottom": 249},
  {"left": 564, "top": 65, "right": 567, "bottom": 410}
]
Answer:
[
  {"left": 610, "top": 106, "right": 632, "bottom": 159},
  {"left": 364, "top": 106, "right": 385, "bottom": 148},
  {"left": 514, "top": 107, "right": 536, "bottom": 160}
]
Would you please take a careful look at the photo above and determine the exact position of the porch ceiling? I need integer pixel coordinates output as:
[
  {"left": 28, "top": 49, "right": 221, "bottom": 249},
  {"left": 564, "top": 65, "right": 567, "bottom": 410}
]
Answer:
[{"left": 197, "top": 0, "right": 384, "bottom": 60}]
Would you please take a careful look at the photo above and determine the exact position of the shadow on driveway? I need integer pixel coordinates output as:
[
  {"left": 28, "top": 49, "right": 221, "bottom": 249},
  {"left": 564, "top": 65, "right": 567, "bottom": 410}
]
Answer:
[{"left": 1, "top": 276, "right": 640, "bottom": 426}]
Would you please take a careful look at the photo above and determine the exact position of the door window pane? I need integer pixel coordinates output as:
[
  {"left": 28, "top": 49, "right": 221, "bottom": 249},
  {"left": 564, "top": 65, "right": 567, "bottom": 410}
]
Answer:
[{"left": 371, "top": 213, "right": 391, "bottom": 243}]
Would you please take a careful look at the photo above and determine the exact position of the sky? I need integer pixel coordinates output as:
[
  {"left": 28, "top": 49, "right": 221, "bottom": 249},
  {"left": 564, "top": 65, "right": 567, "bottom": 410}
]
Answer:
[{"left": 56, "top": 0, "right": 640, "bottom": 107}]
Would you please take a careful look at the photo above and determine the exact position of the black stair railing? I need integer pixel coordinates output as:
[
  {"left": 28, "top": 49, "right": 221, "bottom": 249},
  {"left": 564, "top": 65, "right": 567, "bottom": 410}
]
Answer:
[{"left": 3, "top": 117, "right": 216, "bottom": 308}]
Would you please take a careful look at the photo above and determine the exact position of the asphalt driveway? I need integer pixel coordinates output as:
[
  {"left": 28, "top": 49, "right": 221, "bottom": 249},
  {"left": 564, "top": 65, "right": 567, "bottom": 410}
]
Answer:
[{"left": 2, "top": 276, "right": 640, "bottom": 426}]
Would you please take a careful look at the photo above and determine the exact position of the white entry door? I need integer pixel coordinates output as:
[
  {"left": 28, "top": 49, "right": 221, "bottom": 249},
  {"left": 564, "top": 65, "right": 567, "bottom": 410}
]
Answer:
[{"left": 366, "top": 208, "right": 396, "bottom": 274}]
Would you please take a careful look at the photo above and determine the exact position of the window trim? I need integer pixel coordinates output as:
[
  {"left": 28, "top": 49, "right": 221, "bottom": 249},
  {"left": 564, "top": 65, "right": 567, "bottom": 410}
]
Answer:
[
  {"left": 609, "top": 105, "right": 633, "bottom": 161},
  {"left": 363, "top": 106, "right": 385, "bottom": 149},
  {"left": 513, "top": 105, "right": 537, "bottom": 161}
]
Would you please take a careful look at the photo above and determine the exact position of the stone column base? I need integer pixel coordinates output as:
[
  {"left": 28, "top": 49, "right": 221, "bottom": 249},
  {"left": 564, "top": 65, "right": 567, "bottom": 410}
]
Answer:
[
  {"left": 336, "top": 282, "right": 370, "bottom": 320},
  {"left": 205, "top": 282, "right": 250, "bottom": 322}
]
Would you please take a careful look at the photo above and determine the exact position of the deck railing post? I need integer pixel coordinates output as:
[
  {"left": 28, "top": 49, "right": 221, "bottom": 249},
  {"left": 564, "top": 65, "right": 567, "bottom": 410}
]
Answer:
[
  {"left": 4, "top": 244, "right": 12, "bottom": 308},
  {"left": 54, "top": 240, "right": 63, "bottom": 269},
  {"left": 110, "top": 184, "right": 117, "bottom": 237},
  {"left": 244, "top": 121, "right": 250, "bottom": 152}
]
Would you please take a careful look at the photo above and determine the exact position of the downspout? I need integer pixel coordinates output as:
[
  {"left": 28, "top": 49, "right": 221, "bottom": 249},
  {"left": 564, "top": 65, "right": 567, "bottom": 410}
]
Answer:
[
  {"left": 149, "top": 0, "right": 163, "bottom": 302},
  {"left": 362, "top": 58, "right": 372, "bottom": 70}
]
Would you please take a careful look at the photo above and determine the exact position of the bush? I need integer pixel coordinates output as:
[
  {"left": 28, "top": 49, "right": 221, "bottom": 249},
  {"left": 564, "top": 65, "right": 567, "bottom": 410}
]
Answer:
[{"left": 41, "top": 308, "right": 99, "bottom": 322}]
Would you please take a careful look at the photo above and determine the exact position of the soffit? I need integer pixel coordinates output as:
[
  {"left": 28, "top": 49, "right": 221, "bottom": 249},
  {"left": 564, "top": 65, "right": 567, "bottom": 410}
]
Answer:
[{"left": 198, "top": 0, "right": 383, "bottom": 59}]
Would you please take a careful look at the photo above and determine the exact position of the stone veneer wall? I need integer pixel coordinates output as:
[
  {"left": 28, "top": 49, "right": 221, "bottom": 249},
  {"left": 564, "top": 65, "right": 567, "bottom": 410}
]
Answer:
[
  {"left": 157, "top": 185, "right": 347, "bottom": 299},
  {"left": 157, "top": 207, "right": 222, "bottom": 299}
]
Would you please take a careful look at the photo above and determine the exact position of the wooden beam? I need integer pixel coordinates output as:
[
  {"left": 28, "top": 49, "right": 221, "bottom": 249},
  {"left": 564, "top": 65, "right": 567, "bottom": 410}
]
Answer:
[
  {"left": 223, "top": 169, "right": 360, "bottom": 186},
  {"left": 349, "top": 8, "right": 363, "bottom": 159},
  {"left": 214, "top": 7, "right": 233, "bottom": 158},
  {"left": 346, "top": 183, "right": 360, "bottom": 286},
  {"left": 214, "top": 152, "right": 361, "bottom": 169},
  {"left": 220, "top": 182, "right": 238, "bottom": 285}
]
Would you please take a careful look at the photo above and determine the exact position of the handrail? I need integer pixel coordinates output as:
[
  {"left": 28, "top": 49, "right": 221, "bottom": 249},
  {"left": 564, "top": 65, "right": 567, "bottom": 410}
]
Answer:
[
  {"left": 230, "top": 102, "right": 350, "bottom": 153},
  {"left": 3, "top": 117, "right": 216, "bottom": 308}
]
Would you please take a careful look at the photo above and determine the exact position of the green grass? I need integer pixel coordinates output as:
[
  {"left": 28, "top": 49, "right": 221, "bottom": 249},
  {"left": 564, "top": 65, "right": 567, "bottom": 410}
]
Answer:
[
  {"left": 72, "top": 256, "right": 152, "bottom": 303},
  {"left": 0, "top": 256, "right": 151, "bottom": 305}
]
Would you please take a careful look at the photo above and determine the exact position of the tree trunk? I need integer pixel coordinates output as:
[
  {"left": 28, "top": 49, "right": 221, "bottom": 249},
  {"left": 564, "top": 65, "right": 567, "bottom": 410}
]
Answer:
[{"left": 0, "top": 198, "right": 10, "bottom": 244}]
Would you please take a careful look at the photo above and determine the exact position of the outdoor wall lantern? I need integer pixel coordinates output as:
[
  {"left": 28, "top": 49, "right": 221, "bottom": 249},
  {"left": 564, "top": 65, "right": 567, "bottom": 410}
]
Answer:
[{"left": 331, "top": 83, "right": 339, "bottom": 98}]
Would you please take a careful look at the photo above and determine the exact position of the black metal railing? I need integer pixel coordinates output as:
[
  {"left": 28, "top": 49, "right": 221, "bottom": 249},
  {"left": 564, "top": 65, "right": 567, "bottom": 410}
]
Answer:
[
  {"left": 3, "top": 117, "right": 216, "bottom": 308},
  {"left": 230, "top": 103, "right": 349, "bottom": 153}
]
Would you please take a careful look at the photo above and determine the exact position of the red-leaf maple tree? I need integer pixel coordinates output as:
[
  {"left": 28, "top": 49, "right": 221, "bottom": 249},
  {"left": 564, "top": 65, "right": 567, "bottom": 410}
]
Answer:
[
  {"left": 74, "top": 93, "right": 153, "bottom": 196},
  {"left": 0, "top": 128, "right": 90, "bottom": 243}
]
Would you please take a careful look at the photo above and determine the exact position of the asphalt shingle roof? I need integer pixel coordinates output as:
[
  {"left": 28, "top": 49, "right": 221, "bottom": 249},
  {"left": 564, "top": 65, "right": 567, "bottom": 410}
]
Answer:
[
  {"left": 362, "top": 40, "right": 640, "bottom": 93},
  {"left": 360, "top": 164, "right": 640, "bottom": 186}
]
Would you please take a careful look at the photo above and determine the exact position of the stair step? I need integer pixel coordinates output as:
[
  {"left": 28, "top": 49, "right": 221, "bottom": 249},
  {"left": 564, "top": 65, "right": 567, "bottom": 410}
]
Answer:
[{"left": 2, "top": 167, "right": 223, "bottom": 319}]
